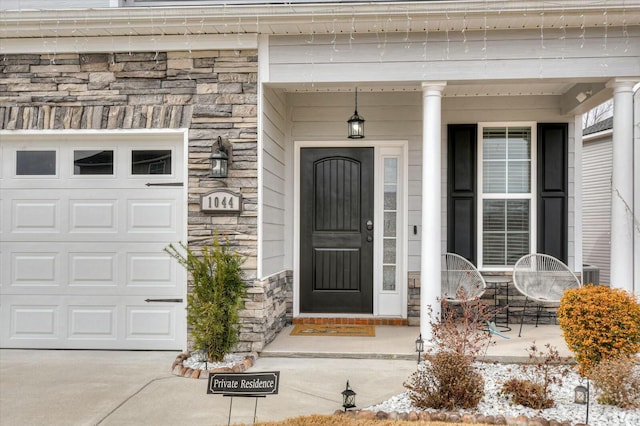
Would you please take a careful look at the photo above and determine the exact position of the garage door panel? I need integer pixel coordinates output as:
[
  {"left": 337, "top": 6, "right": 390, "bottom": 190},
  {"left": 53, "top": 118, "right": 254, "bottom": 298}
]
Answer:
[
  {"left": 10, "top": 304, "right": 60, "bottom": 340},
  {"left": 5, "top": 243, "right": 182, "bottom": 296},
  {"left": 127, "top": 306, "right": 176, "bottom": 340},
  {"left": 127, "top": 252, "right": 176, "bottom": 288},
  {"left": 128, "top": 199, "right": 177, "bottom": 233},
  {"left": 68, "top": 305, "right": 117, "bottom": 340},
  {"left": 1, "top": 295, "right": 184, "bottom": 349},
  {"left": 1, "top": 134, "right": 186, "bottom": 350},
  {"left": 70, "top": 200, "right": 118, "bottom": 233},
  {"left": 12, "top": 252, "right": 59, "bottom": 287},
  {"left": 4, "top": 189, "right": 182, "bottom": 242},
  {"left": 69, "top": 252, "right": 118, "bottom": 287},
  {"left": 12, "top": 200, "right": 60, "bottom": 233},
  {"left": 0, "top": 199, "right": 4, "bottom": 235}
]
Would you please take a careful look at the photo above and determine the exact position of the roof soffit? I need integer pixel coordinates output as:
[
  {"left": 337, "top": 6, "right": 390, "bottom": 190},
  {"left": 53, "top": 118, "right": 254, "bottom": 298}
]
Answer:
[{"left": 1, "top": 1, "right": 638, "bottom": 38}]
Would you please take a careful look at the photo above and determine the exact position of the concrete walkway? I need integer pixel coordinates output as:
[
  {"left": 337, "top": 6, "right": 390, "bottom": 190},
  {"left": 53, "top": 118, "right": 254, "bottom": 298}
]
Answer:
[{"left": 0, "top": 324, "right": 571, "bottom": 426}]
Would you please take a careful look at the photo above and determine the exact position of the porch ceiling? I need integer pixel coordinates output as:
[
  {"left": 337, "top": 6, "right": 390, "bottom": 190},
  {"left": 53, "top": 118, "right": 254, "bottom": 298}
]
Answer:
[
  {"left": 270, "top": 78, "right": 613, "bottom": 114},
  {"left": 273, "top": 80, "right": 580, "bottom": 97},
  {"left": 272, "top": 78, "right": 609, "bottom": 102}
]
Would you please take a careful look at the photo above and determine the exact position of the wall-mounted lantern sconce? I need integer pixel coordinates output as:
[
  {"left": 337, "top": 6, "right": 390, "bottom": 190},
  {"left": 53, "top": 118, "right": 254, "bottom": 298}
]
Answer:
[
  {"left": 347, "top": 87, "right": 365, "bottom": 139},
  {"left": 209, "top": 136, "right": 229, "bottom": 178}
]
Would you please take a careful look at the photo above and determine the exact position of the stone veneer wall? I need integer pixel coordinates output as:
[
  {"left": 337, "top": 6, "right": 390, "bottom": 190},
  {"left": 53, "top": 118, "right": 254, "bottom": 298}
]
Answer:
[
  {"left": 0, "top": 50, "right": 265, "bottom": 351},
  {"left": 241, "top": 270, "right": 293, "bottom": 352}
]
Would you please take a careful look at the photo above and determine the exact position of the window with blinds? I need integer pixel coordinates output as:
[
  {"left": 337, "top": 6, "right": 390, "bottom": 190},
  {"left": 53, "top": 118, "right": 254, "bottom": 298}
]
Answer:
[{"left": 479, "top": 125, "right": 534, "bottom": 268}]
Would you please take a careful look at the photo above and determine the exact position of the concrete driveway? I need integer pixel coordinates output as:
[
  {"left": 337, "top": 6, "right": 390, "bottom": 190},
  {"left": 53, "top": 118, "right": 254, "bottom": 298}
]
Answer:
[{"left": 0, "top": 349, "right": 417, "bottom": 426}]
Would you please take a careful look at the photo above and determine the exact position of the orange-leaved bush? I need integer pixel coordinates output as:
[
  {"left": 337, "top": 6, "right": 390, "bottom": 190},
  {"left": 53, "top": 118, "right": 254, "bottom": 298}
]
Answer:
[{"left": 557, "top": 285, "right": 640, "bottom": 376}]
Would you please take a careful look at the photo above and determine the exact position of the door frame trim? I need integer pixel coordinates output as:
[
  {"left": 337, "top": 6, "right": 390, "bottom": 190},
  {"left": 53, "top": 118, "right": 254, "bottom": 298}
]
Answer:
[{"left": 293, "top": 140, "right": 408, "bottom": 318}]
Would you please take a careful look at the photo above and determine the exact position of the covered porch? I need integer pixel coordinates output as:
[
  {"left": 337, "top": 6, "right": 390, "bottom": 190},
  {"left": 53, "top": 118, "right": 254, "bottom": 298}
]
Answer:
[
  {"left": 260, "top": 322, "right": 571, "bottom": 363},
  {"left": 258, "top": 76, "right": 639, "bottom": 339},
  {"left": 255, "top": 2, "right": 640, "bottom": 343}
]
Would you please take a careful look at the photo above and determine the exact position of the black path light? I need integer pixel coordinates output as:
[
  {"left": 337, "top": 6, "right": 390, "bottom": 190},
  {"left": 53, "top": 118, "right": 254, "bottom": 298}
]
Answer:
[
  {"left": 415, "top": 333, "right": 424, "bottom": 363},
  {"left": 574, "top": 378, "right": 590, "bottom": 424},
  {"left": 347, "top": 87, "right": 365, "bottom": 139},
  {"left": 209, "top": 136, "right": 229, "bottom": 178},
  {"left": 341, "top": 380, "right": 356, "bottom": 412}
]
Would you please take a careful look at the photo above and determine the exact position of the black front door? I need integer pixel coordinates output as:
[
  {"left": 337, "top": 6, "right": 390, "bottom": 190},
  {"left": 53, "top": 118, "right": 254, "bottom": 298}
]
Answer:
[{"left": 300, "top": 147, "right": 374, "bottom": 313}]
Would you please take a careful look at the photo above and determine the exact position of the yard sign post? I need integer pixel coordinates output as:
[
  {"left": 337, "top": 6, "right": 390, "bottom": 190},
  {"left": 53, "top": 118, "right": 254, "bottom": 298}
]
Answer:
[{"left": 208, "top": 371, "right": 280, "bottom": 425}]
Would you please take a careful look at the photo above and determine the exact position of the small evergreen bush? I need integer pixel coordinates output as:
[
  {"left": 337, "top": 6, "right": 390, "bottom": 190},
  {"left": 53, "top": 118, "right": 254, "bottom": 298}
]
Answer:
[
  {"left": 165, "top": 239, "right": 246, "bottom": 362},
  {"left": 590, "top": 356, "right": 640, "bottom": 409},
  {"left": 557, "top": 285, "right": 640, "bottom": 376}
]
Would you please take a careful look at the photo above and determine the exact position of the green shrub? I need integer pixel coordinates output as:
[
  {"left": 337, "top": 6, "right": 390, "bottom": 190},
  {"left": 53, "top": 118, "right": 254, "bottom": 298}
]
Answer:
[
  {"left": 405, "top": 351, "right": 485, "bottom": 410},
  {"left": 500, "top": 343, "right": 569, "bottom": 409},
  {"left": 590, "top": 356, "right": 640, "bottom": 409},
  {"left": 557, "top": 285, "right": 640, "bottom": 376},
  {"left": 165, "top": 239, "right": 246, "bottom": 362}
]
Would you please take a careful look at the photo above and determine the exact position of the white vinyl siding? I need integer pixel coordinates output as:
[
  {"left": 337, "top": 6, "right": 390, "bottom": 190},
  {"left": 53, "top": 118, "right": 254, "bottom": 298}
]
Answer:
[
  {"left": 287, "top": 91, "right": 423, "bottom": 271},
  {"left": 261, "top": 87, "right": 288, "bottom": 277},
  {"left": 283, "top": 91, "right": 576, "bottom": 272},
  {"left": 583, "top": 136, "right": 612, "bottom": 284},
  {"left": 268, "top": 29, "right": 640, "bottom": 84}
]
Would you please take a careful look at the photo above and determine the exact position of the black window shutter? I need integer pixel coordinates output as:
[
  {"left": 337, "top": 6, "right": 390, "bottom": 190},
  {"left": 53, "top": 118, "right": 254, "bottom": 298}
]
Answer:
[
  {"left": 447, "top": 124, "right": 477, "bottom": 265},
  {"left": 537, "top": 123, "right": 568, "bottom": 263}
]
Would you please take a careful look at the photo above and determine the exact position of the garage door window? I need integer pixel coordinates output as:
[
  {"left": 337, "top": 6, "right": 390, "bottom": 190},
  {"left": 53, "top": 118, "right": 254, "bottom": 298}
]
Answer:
[
  {"left": 16, "top": 150, "right": 56, "bottom": 175},
  {"left": 131, "top": 150, "right": 172, "bottom": 175},
  {"left": 74, "top": 150, "right": 114, "bottom": 175}
]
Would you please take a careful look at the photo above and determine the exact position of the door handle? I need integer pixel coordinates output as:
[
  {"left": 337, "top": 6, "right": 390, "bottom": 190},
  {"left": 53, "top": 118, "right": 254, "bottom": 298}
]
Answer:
[
  {"left": 145, "top": 298, "right": 183, "bottom": 303},
  {"left": 366, "top": 219, "right": 374, "bottom": 231}
]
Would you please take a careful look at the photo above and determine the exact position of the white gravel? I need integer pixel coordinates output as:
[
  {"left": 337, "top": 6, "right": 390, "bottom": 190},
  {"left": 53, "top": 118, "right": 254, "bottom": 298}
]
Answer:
[
  {"left": 182, "top": 350, "right": 245, "bottom": 371},
  {"left": 365, "top": 362, "right": 640, "bottom": 426}
]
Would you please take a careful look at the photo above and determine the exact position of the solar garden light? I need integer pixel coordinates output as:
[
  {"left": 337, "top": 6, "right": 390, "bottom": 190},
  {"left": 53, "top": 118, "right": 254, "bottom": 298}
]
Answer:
[
  {"left": 209, "top": 136, "right": 229, "bottom": 178},
  {"left": 574, "top": 378, "right": 590, "bottom": 425},
  {"left": 415, "top": 333, "right": 424, "bottom": 363},
  {"left": 341, "top": 380, "right": 356, "bottom": 412}
]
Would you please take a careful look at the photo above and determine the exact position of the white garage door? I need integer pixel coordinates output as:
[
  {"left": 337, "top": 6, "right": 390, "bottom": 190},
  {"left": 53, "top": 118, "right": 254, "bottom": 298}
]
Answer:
[{"left": 0, "top": 132, "right": 187, "bottom": 350}]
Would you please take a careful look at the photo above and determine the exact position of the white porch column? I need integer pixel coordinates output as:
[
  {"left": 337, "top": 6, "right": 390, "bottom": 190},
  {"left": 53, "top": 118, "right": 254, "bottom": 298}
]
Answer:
[
  {"left": 607, "top": 78, "right": 637, "bottom": 292},
  {"left": 635, "top": 87, "right": 640, "bottom": 297},
  {"left": 420, "top": 82, "right": 446, "bottom": 339},
  {"left": 573, "top": 114, "right": 584, "bottom": 276}
]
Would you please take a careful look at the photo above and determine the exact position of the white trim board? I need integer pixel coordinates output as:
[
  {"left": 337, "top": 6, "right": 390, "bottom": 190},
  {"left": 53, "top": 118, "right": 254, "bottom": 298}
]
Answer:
[{"left": 0, "top": 34, "right": 258, "bottom": 55}]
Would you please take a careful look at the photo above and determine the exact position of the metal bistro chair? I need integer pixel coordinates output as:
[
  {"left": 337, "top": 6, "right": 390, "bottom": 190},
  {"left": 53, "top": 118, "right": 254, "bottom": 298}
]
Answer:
[
  {"left": 442, "top": 253, "right": 487, "bottom": 303},
  {"left": 513, "top": 253, "right": 582, "bottom": 337}
]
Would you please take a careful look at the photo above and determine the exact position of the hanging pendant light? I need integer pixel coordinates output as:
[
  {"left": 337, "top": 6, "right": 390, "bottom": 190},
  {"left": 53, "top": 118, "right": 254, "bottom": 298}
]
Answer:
[{"left": 347, "top": 87, "right": 365, "bottom": 139}]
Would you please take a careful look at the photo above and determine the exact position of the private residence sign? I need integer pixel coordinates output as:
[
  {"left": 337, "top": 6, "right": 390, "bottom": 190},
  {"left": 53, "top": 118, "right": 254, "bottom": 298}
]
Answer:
[
  {"left": 207, "top": 372, "right": 280, "bottom": 396},
  {"left": 201, "top": 189, "right": 242, "bottom": 214}
]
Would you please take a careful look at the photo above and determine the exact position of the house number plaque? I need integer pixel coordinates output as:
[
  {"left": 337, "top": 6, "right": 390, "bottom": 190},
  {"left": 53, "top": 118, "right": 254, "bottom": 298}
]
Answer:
[{"left": 201, "top": 190, "right": 242, "bottom": 213}]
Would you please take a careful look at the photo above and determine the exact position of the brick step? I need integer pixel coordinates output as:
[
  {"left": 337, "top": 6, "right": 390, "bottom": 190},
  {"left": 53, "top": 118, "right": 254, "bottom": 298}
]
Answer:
[{"left": 292, "top": 317, "right": 409, "bottom": 326}]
